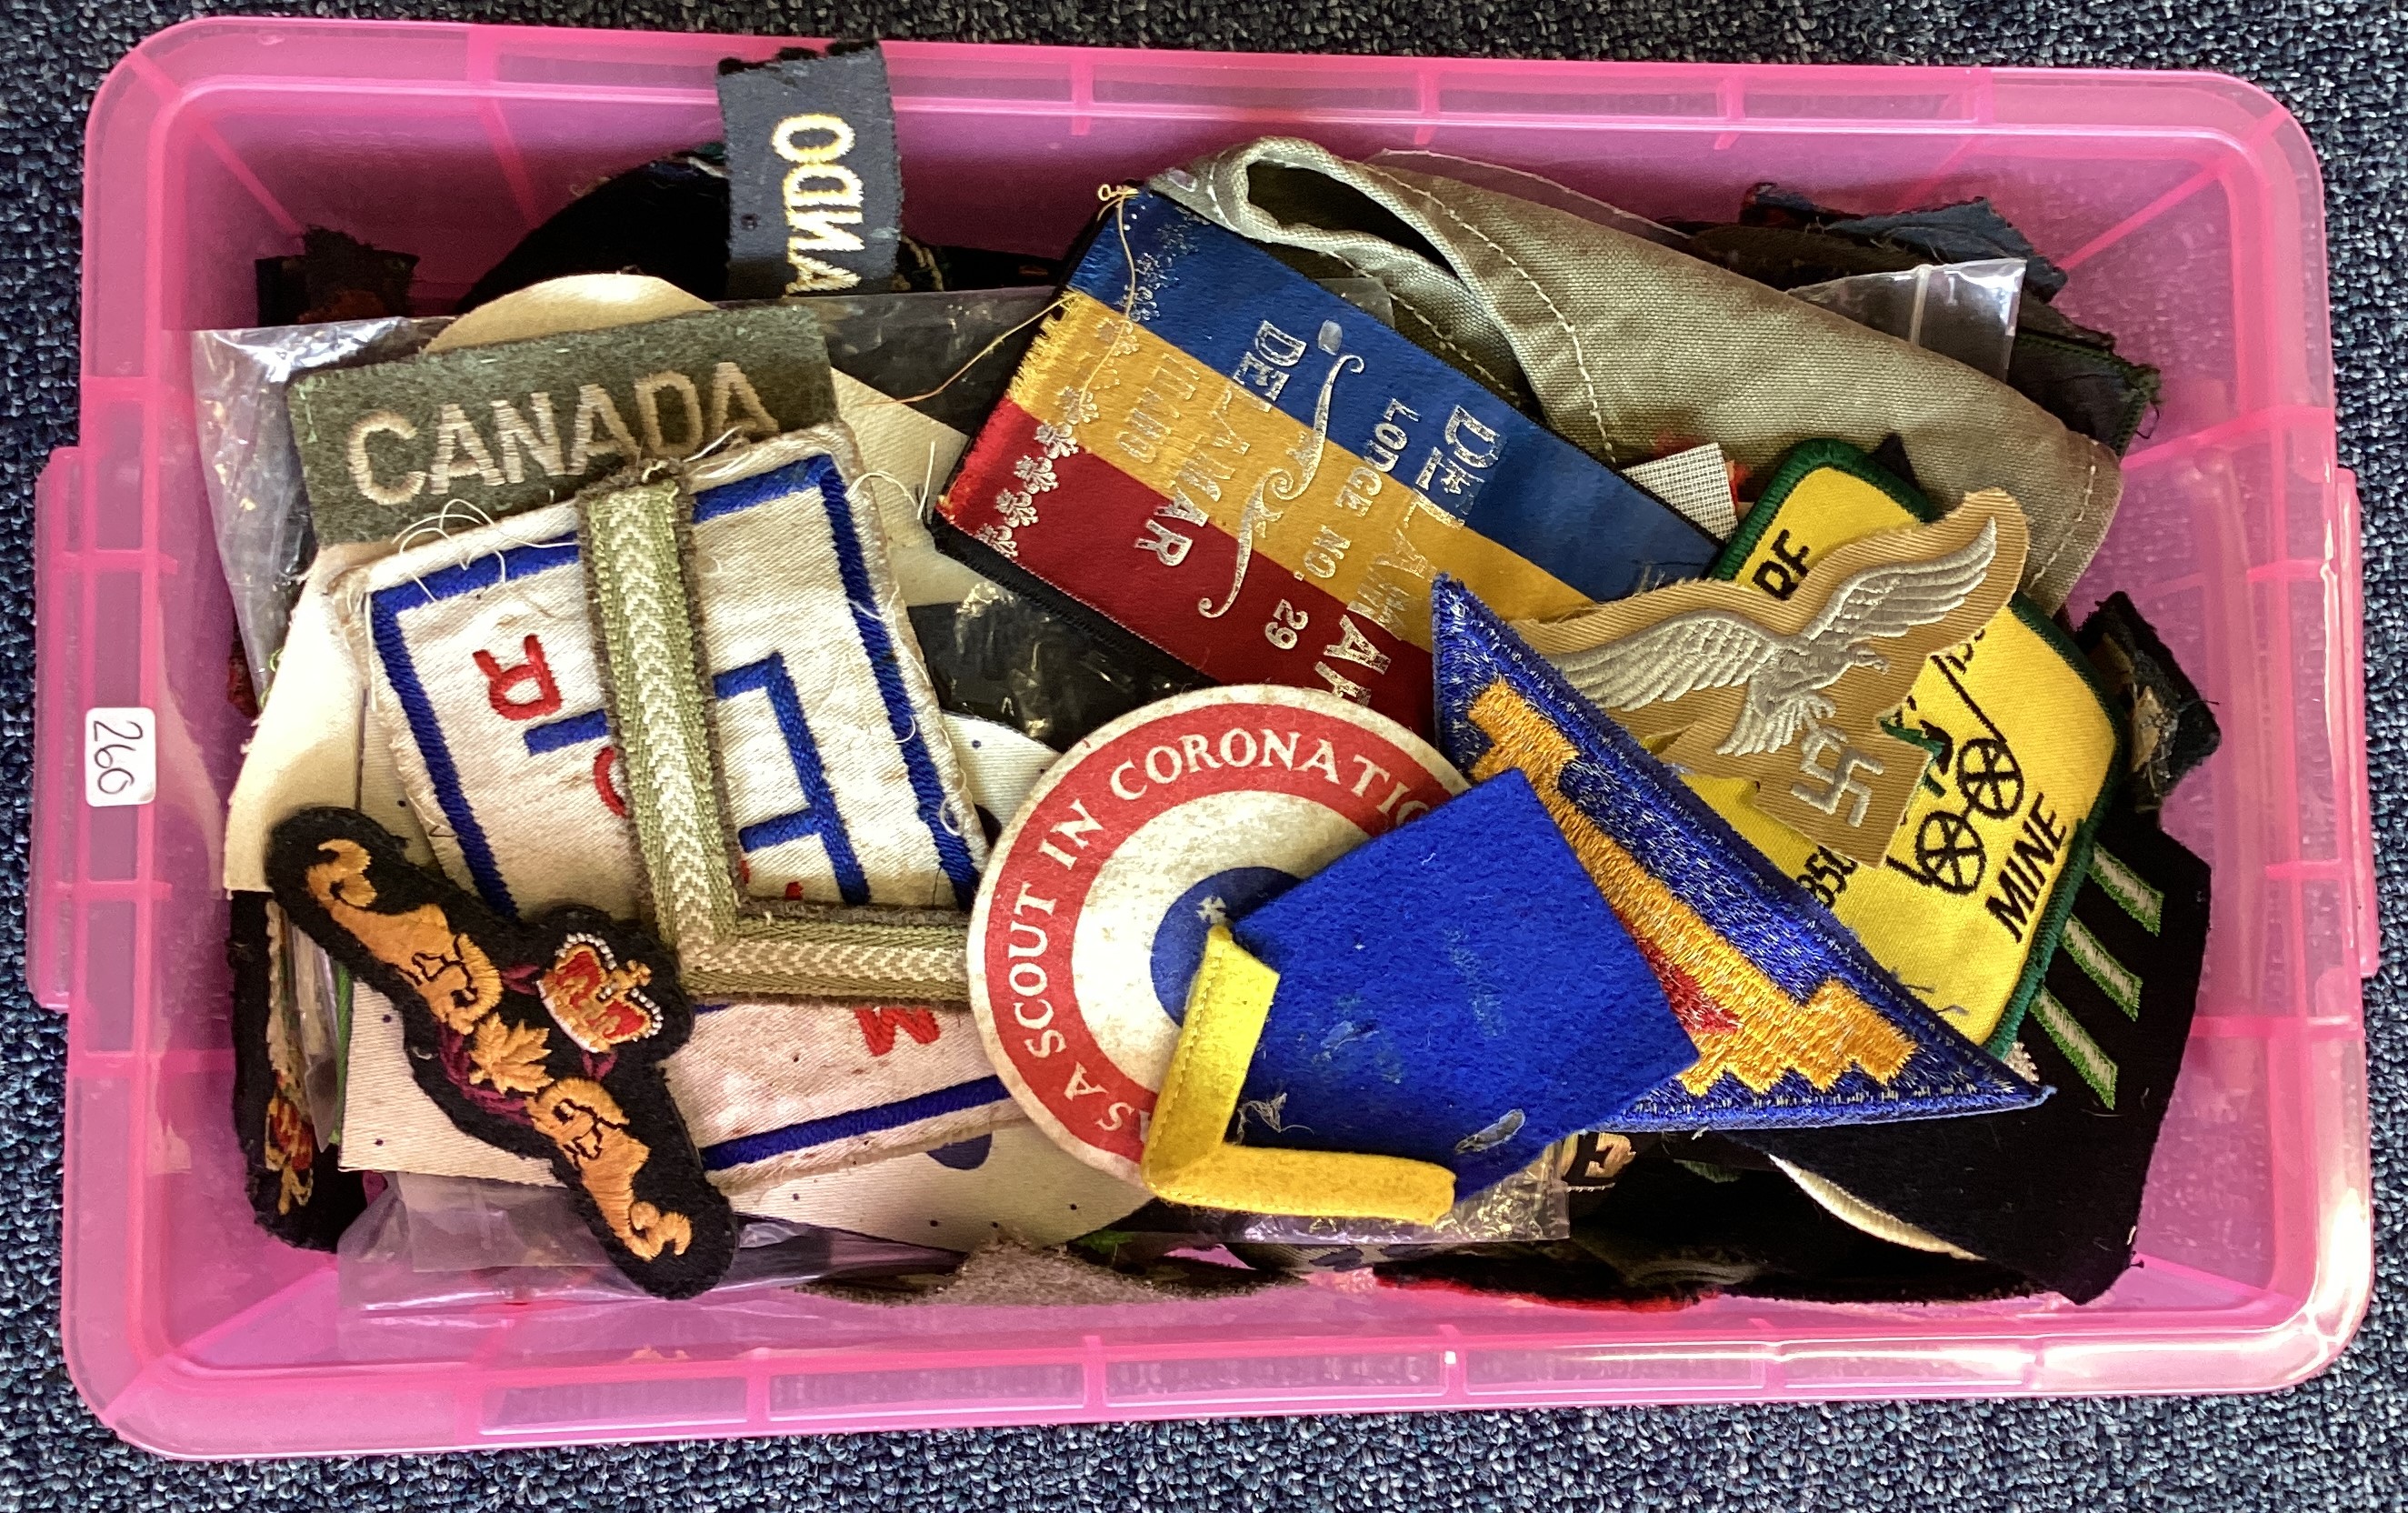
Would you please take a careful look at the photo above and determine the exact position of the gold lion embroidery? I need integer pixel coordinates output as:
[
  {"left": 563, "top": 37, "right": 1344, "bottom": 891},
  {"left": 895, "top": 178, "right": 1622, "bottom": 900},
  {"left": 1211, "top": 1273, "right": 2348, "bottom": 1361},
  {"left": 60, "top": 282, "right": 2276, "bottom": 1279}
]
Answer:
[
  {"left": 263, "top": 1090, "right": 316, "bottom": 1214},
  {"left": 531, "top": 1080, "right": 694, "bottom": 1262},
  {"left": 301, "top": 836, "right": 692, "bottom": 1263},
  {"left": 305, "top": 837, "right": 500, "bottom": 1032}
]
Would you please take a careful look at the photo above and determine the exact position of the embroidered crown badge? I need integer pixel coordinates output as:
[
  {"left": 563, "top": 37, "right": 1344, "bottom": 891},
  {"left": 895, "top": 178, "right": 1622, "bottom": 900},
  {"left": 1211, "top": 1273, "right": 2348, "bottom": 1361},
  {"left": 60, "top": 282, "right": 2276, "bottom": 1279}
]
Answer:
[
  {"left": 515, "top": 934, "right": 662, "bottom": 1053},
  {"left": 267, "top": 807, "right": 737, "bottom": 1298}
]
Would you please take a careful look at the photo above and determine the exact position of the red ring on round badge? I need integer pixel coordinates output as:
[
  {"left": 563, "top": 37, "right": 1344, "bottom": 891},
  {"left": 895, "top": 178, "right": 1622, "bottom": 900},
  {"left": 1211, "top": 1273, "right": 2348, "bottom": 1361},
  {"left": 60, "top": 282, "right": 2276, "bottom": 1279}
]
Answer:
[{"left": 967, "top": 686, "right": 1464, "bottom": 1180}]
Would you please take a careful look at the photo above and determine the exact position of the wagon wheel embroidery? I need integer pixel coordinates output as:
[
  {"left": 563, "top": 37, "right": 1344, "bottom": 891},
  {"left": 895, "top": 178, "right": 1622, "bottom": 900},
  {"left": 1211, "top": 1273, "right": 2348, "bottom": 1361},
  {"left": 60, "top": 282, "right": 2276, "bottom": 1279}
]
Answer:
[
  {"left": 1956, "top": 737, "right": 2025, "bottom": 819},
  {"left": 1912, "top": 809, "right": 1986, "bottom": 896}
]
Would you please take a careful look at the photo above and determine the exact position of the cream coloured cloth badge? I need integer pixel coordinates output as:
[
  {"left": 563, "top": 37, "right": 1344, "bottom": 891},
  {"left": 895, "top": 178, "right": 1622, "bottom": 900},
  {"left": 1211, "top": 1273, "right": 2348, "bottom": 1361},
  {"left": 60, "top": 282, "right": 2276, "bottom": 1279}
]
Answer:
[
  {"left": 223, "top": 541, "right": 395, "bottom": 895},
  {"left": 343, "top": 988, "right": 1018, "bottom": 1187},
  {"left": 342, "top": 500, "right": 647, "bottom": 918},
  {"left": 944, "top": 713, "right": 1057, "bottom": 832},
  {"left": 339, "top": 423, "right": 984, "bottom": 924},
  {"left": 580, "top": 429, "right": 978, "bottom": 1002},
  {"left": 341, "top": 978, "right": 549, "bottom": 1183},
  {"left": 674, "top": 998, "right": 1015, "bottom": 1188},
  {"left": 835, "top": 369, "right": 985, "bottom": 607}
]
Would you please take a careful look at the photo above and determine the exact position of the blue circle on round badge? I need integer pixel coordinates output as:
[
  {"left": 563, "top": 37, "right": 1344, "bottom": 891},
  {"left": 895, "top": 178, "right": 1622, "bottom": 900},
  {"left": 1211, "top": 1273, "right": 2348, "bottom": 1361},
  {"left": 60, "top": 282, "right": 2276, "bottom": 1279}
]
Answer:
[{"left": 1148, "top": 866, "right": 1299, "bottom": 1023}]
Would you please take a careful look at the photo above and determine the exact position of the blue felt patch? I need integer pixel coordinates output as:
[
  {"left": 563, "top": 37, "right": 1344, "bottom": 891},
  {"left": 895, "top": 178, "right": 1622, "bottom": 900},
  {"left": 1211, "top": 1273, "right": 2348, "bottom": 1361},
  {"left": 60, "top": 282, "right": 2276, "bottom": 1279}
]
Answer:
[
  {"left": 1427, "top": 576, "right": 2047, "bottom": 1131},
  {"left": 1227, "top": 769, "right": 1696, "bottom": 1196}
]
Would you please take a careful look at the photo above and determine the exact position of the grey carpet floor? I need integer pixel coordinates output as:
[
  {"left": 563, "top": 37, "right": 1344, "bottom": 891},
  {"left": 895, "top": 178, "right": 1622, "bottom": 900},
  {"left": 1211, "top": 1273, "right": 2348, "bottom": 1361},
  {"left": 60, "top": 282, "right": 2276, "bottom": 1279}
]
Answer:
[{"left": 3, "top": 0, "right": 2403, "bottom": 1508}]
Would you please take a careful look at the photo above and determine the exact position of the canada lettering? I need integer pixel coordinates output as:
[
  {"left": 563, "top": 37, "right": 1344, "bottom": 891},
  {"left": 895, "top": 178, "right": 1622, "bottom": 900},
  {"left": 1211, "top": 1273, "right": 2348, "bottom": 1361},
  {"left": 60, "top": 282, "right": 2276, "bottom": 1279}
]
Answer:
[{"left": 341, "top": 363, "right": 783, "bottom": 507}]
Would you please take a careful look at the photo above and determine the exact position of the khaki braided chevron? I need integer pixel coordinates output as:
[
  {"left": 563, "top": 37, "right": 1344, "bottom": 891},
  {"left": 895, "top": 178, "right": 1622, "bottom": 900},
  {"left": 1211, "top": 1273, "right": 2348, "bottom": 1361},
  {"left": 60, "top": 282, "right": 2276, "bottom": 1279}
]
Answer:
[{"left": 582, "top": 470, "right": 972, "bottom": 1003}]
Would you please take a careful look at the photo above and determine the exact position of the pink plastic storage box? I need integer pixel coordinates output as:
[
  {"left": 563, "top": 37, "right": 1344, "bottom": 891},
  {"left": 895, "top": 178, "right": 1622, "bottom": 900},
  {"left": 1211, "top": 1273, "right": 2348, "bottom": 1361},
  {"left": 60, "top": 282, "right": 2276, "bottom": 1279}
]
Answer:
[{"left": 29, "top": 17, "right": 2373, "bottom": 1458}]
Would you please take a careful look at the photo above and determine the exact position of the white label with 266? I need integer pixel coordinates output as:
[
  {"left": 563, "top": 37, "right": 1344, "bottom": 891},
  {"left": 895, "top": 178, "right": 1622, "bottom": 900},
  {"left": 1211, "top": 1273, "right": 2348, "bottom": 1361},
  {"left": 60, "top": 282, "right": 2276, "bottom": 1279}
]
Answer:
[{"left": 85, "top": 706, "right": 155, "bottom": 807}]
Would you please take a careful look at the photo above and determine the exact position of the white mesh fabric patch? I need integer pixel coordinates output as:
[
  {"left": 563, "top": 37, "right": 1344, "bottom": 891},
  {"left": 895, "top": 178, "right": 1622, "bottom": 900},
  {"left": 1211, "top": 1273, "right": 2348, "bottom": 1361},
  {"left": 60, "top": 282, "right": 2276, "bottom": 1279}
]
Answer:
[{"left": 1624, "top": 442, "right": 1737, "bottom": 540}]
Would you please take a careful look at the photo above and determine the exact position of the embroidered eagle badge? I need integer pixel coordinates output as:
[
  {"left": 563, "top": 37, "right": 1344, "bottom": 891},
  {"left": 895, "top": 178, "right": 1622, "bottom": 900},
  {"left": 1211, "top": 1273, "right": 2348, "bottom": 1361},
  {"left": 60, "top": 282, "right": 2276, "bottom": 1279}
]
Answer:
[
  {"left": 1555, "top": 517, "right": 2004, "bottom": 758},
  {"left": 1514, "top": 483, "right": 2028, "bottom": 857}
]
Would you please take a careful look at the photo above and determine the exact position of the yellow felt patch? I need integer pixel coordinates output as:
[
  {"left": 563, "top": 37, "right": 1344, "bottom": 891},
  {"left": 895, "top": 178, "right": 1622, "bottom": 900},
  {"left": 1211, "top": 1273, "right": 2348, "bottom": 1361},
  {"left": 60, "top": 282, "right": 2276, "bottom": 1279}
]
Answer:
[
  {"left": 1138, "top": 927, "right": 1456, "bottom": 1224},
  {"left": 1515, "top": 485, "right": 2026, "bottom": 857},
  {"left": 1690, "top": 448, "right": 2122, "bottom": 1050}
]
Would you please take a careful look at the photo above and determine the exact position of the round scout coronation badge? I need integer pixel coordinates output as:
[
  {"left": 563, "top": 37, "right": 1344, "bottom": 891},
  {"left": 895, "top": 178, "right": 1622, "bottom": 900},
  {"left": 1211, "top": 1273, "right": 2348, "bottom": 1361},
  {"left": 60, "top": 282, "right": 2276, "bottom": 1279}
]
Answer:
[{"left": 968, "top": 686, "right": 1465, "bottom": 1180}]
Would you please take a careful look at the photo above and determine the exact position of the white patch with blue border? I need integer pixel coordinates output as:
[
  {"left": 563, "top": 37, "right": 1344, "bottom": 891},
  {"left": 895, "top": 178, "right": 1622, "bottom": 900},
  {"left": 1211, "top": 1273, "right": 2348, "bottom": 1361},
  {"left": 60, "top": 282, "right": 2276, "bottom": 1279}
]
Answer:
[{"left": 341, "top": 435, "right": 985, "bottom": 924}]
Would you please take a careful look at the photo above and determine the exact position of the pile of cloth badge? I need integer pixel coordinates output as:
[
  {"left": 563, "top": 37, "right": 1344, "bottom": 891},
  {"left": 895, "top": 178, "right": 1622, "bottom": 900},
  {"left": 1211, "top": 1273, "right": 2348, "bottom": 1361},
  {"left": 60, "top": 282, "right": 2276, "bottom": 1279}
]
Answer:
[{"left": 202, "top": 40, "right": 2221, "bottom": 1310}]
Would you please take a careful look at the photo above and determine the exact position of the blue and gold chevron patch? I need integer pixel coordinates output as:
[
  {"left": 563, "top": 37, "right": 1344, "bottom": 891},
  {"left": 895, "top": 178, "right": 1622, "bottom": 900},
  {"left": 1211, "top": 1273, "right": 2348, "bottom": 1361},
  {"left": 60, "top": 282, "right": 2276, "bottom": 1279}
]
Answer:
[{"left": 1431, "top": 577, "right": 2044, "bottom": 1129}]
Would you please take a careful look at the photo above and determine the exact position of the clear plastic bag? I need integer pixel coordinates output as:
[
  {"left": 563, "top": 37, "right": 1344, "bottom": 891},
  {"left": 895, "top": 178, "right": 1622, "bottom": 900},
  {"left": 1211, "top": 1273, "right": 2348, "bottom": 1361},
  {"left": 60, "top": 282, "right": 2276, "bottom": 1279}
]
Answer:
[
  {"left": 337, "top": 1180, "right": 620, "bottom": 1312},
  {"left": 391, "top": 1171, "right": 604, "bottom": 1271},
  {"left": 809, "top": 286, "right": 1055, "bottom": 434},
  {"left": 337, "top": 1174, "right": 960, "bottom": 1312},
  {"left": 192, "top": 294, "right": 1054, "bottom": 687},
  {"left": 909, "top": 580, "right": 1206, "bottom": 749},
  {"left": 1788, "top": 258, "right": 2026, "bottom": 380},
  {"left": 285, "top": 917, "right": 348, "bottom": 1147},
  {"left": 193, "top": 317, "right": 449, "bottom": 689}
]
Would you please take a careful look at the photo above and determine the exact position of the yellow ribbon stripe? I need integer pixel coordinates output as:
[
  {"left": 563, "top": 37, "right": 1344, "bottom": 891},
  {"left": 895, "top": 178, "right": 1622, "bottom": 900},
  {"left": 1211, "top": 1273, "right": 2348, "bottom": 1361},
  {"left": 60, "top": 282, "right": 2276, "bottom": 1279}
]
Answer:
[{"left": 1009, "top": 292, "right": 1595, "bottom": 646}]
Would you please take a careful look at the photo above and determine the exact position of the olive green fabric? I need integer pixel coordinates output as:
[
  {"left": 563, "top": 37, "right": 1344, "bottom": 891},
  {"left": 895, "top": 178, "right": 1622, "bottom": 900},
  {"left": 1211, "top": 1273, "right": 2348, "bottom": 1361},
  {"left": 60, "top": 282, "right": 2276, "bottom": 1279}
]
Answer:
[
  {"left": 1153, "top": 139, "right": 2122, "bottom": 610},
  {"left": 580, "top": 431, "right": 972, "bottom": 1002},
  {"left": 287, "top": 305, "right": 838, "bottom": 543}
]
